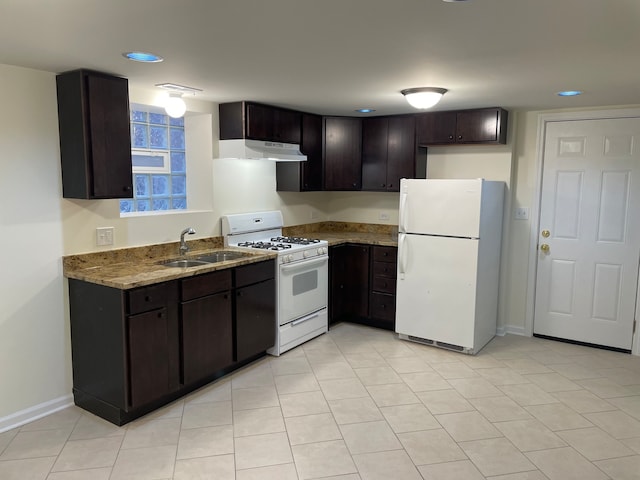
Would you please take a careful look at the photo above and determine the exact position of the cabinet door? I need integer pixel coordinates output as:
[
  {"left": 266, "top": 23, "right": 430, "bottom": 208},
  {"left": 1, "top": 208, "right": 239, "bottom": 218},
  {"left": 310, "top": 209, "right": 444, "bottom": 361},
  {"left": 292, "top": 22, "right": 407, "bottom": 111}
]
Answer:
[
  {"left": 456, "top": 108, "right": 506, "bottom": 143},
  {"left": 386, "top": 116, "right": 416, "bottom": 191},
  {"left": 300, "top": 113, "right": 323, "bottom": 191},
  {"left": 330, "top": 244, "right": 369, "bottom": 322},
  {"left": 416, "top": 111, "right": 457, "bottom": 146},
  {"left": 56, "top": 70, "right": 133, "bottom": 199},
  {"left": 324, "top": 117, "right": 362, "bottom": 190},
  {"left": 246, "top": 103, "right": 301, "bottom": 144},
  {"left": 362, "top": 117, "right": 389, "bottom": 191},
  {"left": 128, "top": 308, "right": 170, "bottom": 409},
  {"left": 236, "top": 279, "right": 276, "bottom": 362},
  {"left": 181, "top": 292, "right": 233, "bottom": 384}
]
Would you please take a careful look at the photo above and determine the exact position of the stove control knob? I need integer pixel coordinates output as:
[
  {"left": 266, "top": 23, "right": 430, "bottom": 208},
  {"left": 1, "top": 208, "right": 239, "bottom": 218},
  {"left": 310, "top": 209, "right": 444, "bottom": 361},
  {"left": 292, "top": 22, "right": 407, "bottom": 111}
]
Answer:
[{"left": 303, "top": 250, "right": 310, "bottom": 258}]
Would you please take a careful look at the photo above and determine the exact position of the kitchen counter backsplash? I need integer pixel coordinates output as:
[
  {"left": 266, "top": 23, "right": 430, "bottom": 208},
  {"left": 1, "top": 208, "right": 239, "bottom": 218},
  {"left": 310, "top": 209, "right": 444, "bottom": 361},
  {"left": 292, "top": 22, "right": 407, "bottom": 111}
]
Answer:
[{"left": 284, "top": 221, "right": 398, "bottom": 247}]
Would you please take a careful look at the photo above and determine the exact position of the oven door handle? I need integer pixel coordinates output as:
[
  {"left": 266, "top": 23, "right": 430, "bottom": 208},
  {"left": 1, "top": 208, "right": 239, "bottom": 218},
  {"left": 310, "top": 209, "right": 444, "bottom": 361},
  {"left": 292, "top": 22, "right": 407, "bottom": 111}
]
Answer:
[
  {"left": 280, "top": 256, "right": 328, "bottom": 273},
  {"left": 291, "top": 311, "right": 320, "bottom": 326}
]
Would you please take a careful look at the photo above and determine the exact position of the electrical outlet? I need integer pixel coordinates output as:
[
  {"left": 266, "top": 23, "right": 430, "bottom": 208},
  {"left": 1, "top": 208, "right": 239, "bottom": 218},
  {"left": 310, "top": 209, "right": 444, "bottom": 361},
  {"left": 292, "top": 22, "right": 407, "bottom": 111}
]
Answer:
[
  {"left": 379, "top": 212, "right": 390, "bottom": 221},
  {"left": 514, "top": 207, "right": 529, "bottom": 220},
  {"left": 96, "top": 227, "right": 114, "bottom": 246}
]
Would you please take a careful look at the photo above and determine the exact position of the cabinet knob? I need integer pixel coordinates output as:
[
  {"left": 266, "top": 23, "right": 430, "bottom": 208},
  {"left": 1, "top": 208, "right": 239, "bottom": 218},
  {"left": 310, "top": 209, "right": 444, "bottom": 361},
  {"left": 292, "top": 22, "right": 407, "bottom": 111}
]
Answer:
[
  {"left": 157, "top": 312, "right": 163, "bottom": 318},
  {"left": 123, "top": 186, "right": 132, "bottom": 192},
  {"left": 458, "top": 135, "right": 463, "bottom": 140},
  {"left": 352, "top": 183, "right": 357, "bottom": 187},
  {"left": 381, "top": 183, "right": 385, "bottom": 188},
  {"left": 448, "top": 135, "right": 454, "bottom": 140},
  {"left": 388, "top": 184, "right": 392, "bottom": 189},
  {"left": 145, "top": 295, "right": 151, "bottom": 302}
]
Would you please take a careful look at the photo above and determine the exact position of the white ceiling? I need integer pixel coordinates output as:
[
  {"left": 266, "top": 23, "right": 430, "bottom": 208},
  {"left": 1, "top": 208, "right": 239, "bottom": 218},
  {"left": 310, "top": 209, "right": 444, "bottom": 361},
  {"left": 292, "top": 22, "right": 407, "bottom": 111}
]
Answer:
[{"left": 2, "top": 0, "right": 639, "bottom": 116}]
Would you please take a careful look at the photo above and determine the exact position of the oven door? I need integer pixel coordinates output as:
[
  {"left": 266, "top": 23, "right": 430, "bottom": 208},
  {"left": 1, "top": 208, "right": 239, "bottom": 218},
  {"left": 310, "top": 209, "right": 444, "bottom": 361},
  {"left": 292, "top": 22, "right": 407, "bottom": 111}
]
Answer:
[{"left": 278, "top": 255, "right": 329, "bottom": 325}]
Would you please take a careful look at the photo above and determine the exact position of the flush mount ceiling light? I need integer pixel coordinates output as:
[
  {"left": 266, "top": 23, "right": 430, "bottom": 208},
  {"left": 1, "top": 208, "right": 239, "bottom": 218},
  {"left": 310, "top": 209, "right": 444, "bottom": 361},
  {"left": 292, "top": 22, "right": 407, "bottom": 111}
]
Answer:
[
  {"left": 401, "top": 87, "right": 448, "bottom": 109},
  {"left": 122, "top": 51, "right": 163, "bottom": 63},
  {"left": 355, "top": 108, "right": 376, "bottom": 113},
  {"left": 557, "top": 90, "right": 583, "bottom": 97},
  {"left": 155, "top": 83, "right": 203, "bottom": 118},
  {"left": 164, "top": 92, "right": 187, "bottom": 118}
]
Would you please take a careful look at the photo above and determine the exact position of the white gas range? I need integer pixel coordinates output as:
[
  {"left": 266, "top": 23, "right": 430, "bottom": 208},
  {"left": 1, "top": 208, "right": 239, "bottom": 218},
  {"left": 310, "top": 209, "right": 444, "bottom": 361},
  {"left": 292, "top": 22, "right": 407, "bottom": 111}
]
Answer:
[{"left": 221, "top": 211, "right": 328, "bottom": 356}]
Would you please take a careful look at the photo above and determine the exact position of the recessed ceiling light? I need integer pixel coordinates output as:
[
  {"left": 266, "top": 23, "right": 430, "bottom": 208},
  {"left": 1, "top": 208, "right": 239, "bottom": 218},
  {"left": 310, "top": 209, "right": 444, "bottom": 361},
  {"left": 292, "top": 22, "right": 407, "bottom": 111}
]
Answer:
[
  {"left": 442, "top": 0, "right": 470, "bottom": 3},
  {"left": 122, "top": 51, "right": 163, "bottom": 63},
  {"left": 355, "top": 108, "right": 376, "bottom": 113},
  {"left": 557, "top": 90, "right": 583, "bottom": 97}
]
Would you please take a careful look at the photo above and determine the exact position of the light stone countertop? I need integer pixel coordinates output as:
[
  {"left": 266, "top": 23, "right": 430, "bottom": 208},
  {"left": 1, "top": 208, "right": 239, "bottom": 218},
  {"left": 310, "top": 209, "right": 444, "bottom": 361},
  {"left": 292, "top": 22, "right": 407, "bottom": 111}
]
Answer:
[{"left": 63, "top": 223, "right": 398, "bottom": 290}]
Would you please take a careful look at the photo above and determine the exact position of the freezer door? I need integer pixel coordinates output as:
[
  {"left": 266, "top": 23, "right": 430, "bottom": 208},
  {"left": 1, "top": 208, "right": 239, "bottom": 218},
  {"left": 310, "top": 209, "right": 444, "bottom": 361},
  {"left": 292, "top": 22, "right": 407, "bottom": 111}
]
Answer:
[
  {"left": 399, "top": 179, "right": 482, "bottom": 238},
  {"left": 396, "top": 233, "right": 479, "bottom": 348}
]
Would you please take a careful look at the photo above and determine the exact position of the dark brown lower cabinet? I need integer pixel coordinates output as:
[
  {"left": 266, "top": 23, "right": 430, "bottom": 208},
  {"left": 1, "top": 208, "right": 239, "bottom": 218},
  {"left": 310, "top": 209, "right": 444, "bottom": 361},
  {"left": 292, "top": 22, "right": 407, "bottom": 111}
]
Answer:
[
  {"left": 330, "top": 244, "right": 370, "bottom": 323},
  {"left": 68, "top": 258, "right": 276, "bottom": 426},
  {"left": 236, "top": 279, "right": 276, "bottom": 362},
  {"left": 181, "top": 292, "right": 233, "bottom": 384},
  {"left": 235, "top": 261, "right": 276, "bottom": 361},
  {"left": 128, "top": 307, "right": 171, "bottom": 408},
  {"left": 329, "top": 244, "right": 398, "bottom": 331}
]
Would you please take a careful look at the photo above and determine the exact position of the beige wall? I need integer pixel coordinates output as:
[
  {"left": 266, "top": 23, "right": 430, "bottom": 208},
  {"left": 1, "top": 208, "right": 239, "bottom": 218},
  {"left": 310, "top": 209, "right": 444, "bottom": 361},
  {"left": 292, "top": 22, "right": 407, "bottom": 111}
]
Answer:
[{"left": 0, "top": 65, "right": 70, "bottom": 425}]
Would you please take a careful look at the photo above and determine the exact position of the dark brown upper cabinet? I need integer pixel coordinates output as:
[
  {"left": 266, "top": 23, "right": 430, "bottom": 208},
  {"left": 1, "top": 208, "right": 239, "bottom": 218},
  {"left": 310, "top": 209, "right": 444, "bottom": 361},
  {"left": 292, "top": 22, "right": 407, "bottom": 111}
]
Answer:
[
  {"left": 416, "top": 107, "right": 508, "bottom": 146},
  {"left": 362, "top": 115, "right": 416, "bottom": 192},
  {"left": 56, "top": 69, "right": 133, "bottom": 199},
  {"left": 323, "top": 116, "right": 362, "bottom": 191},
  {"left": 219, "top": 101, "right": 301, "bottom": 144},
  {"left": 276, "top": 113, "right": 323, "bottom": 191}
]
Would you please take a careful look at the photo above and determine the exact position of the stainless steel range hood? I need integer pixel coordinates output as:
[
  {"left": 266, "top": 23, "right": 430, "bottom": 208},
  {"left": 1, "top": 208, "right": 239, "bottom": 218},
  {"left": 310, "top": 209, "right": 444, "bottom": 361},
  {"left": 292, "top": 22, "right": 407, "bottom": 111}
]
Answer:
[{"left": 218, "top": 139, "right": 307, "bottom": 162}]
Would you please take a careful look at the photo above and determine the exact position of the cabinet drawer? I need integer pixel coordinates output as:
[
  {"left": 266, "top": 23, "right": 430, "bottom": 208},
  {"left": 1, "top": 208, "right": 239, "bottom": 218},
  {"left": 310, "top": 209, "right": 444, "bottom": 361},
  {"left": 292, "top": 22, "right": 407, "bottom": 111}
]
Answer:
[
  {"left": 182, "top": 270, "right": 232, "bottom": 302},
  {"left": 128, "top": 283, "right": 169, "bottom": 315},
  {"left": 372, "top": 276, "right": 396, "bottom": 294},
  {"left": 370, "top": 292, "right": 396, "bottom": 321},
  {"left": 372, "top": 261, "right": 396, "bottom": 278},
  {"left": 373, "top": 246, "right": 397, "bottom": 263},
  {"left": 235, "top": 260, "right": 275, "bottom": 288}
]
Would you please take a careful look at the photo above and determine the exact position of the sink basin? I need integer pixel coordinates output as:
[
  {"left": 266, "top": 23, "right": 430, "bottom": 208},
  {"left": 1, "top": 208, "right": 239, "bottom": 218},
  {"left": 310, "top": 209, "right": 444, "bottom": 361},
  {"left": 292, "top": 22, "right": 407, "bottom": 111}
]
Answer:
[
  {"left": 159, "top": 259, "right": 209, "bottom": 268},
  {"left": 193, "top": 251, "right": 248, "bottom": 263},
  {"left": 157, "top": 251, "right": 249, "bottom": 268}
]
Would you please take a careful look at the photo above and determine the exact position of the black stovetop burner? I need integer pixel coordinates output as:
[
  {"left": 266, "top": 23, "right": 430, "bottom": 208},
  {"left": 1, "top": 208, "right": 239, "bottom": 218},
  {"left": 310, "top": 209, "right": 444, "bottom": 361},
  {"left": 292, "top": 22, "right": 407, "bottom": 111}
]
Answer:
[
  {"left": 271, "top": 236, "right": 321, "bottom": 245},
  {"left": 237, "top": 241, "right": 293, "bottom": 251}
]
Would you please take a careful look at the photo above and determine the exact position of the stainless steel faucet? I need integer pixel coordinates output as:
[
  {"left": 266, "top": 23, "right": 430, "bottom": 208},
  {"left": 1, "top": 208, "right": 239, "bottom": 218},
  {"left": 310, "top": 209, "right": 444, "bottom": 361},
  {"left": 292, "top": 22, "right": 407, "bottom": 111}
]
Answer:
[{"left": 179, "top": 227, "right": 196, "bottom": 255}]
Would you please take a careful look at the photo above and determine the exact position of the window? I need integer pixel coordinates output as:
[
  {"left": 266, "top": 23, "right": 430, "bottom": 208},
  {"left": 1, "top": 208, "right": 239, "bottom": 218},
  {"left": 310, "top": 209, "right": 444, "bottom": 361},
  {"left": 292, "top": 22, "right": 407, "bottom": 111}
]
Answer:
[{"left": 120, "top": 107, "right": 187, "bottom": 213}]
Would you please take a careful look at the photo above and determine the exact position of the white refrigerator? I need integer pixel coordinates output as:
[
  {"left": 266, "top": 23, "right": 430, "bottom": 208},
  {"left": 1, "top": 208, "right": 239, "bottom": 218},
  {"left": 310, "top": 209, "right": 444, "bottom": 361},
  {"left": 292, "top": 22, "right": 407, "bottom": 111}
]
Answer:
[{"left": 395, "top": 178, "right": 504, "bottom": 354}]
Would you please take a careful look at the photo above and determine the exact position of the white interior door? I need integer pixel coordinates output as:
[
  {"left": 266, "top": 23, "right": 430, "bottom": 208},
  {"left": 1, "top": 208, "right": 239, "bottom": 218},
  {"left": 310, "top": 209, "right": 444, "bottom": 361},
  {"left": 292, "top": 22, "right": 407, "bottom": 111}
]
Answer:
[{"left": 534, "top": 118, "right": 640, "bottom": 351}]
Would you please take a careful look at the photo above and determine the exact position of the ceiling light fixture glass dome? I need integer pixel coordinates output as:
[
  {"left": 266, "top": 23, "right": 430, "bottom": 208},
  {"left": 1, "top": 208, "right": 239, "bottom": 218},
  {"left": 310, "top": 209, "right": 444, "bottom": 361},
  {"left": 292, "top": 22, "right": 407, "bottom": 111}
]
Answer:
[
  {"left": 165, "top": 92, "right": 186, "bottom": 118},
  {"left": 401, "top": 87, "right": 448, "bottom": 109}
]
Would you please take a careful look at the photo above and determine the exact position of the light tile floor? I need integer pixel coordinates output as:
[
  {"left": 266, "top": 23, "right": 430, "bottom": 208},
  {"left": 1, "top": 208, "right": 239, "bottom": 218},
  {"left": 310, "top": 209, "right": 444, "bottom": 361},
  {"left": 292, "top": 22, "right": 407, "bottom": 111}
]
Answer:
[{"left": 2, "top": 322, "right": 640, "bottom": 479}]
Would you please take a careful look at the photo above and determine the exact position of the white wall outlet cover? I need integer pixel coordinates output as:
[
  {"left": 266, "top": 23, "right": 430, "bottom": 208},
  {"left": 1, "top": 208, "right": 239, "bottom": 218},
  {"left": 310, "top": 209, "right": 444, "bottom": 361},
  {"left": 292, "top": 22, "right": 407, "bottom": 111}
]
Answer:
[{"left": 379, "top": 212, "right": 390, "bottom": 221}]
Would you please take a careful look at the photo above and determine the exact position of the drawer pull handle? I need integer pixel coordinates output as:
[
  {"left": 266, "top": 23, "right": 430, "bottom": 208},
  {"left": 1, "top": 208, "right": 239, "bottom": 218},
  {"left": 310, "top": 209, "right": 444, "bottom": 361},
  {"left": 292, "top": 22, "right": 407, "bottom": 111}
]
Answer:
[{"left": 145, "top": 296, "right": 151, "bottom": 302}]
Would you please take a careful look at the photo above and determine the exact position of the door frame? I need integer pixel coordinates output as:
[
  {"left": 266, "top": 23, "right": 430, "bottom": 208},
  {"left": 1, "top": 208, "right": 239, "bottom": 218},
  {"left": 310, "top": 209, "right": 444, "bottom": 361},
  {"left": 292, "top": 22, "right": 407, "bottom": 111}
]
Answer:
[{"left": 524, "top": 108, "right": 640, "bottom": 356}]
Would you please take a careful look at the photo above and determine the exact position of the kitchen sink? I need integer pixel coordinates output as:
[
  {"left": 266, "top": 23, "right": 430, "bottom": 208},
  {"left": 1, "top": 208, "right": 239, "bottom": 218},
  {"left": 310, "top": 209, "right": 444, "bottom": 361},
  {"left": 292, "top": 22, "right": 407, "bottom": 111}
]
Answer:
[
  {"left": 193, "top": 251, "right": 248, "bottom": 263},
  {"left": 157, "top": 251, "right": 249, "bottom": 268},
  {"left": 158, "top": 259, "right": 210, "bottom": 268}
]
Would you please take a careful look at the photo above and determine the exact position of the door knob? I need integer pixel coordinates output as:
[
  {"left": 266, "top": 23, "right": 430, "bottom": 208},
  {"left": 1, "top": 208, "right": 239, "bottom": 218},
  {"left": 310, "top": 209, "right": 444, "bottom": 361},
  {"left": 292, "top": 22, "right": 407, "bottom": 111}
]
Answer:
[
  {"left": 541, "top": 230, "right": 550, "bottom": 238},
  {"left": 540, "top": 244, "right": 550, "bottom": 252}
]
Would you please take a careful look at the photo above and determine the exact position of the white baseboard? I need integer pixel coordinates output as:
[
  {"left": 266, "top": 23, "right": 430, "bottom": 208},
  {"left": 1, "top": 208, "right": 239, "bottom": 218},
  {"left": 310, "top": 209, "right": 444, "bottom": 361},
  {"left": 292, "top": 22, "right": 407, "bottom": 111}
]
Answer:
[
  {"left": 497, "top": 325, "right": 527, "bottom": 337},
  {"left": 0, "top": 394, "right": 74, "bottom": 433}
]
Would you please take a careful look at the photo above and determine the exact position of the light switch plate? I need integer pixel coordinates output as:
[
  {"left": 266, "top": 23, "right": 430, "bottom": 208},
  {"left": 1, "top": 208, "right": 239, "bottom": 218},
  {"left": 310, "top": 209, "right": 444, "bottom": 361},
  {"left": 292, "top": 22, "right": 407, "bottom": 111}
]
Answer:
[
  {"left": 514, "top": 207, "right": 529, "bottom": 220},
  {"left": 96, "top": 227, "right": 114, "bottom": 246}
]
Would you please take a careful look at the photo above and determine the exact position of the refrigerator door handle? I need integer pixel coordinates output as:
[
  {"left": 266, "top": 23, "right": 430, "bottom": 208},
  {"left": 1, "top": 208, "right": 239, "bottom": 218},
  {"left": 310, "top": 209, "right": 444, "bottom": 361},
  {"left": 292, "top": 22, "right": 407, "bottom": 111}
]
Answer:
[
  {"left": 398, "top": 232, "right": 407, "bottom": 278},
  {"left": 399, "top": 191, "right": 408, "bottom": 233}
]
